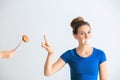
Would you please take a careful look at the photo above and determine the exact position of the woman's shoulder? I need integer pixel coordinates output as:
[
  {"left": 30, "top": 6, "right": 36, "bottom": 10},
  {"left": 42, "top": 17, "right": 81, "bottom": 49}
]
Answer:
[
  {"left": 93, "top": 47, "right": 107, "bottom": 63},
  {"left": 93, "top": 47, "right": 105, "bottom": 52},
  {"left": 60, "top": 48, "right": 75, "bottom": 62},
  {"left": 93, "top": 47, "right": 106, "bottom": 56},
  {"left": 62, "top": 48, "right": 75, "bottom": 55}
]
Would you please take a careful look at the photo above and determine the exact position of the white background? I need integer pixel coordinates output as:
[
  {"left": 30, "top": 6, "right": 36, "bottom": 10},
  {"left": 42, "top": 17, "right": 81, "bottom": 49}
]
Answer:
[{"left": 0, "top": 0, "right": 120, "bottom": 80}]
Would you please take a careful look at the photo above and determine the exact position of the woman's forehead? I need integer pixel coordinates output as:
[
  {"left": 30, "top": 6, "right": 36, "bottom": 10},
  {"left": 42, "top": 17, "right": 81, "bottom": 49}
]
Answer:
[{"left": 78, "top": 25, "right": 91, "bottom": 31}]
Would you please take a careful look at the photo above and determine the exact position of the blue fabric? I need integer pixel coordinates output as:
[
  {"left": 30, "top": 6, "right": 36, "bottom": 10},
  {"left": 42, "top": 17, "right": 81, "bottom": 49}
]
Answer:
[{"left": 60, "top": 47, "right": 107, "bottom": 80}]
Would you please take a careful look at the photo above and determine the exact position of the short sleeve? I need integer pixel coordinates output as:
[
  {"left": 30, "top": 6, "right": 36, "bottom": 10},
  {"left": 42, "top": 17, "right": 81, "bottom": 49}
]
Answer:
[
  {"left": 99, "top": 50, "right": 107, "bottom": 64},
  {"left": 60, "top": 50, "right": 70, "bottom": 63}
]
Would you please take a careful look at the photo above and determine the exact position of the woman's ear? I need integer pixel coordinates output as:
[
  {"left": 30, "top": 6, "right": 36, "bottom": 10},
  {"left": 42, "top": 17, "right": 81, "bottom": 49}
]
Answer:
[{"left": 73, "top": 34, "right": 77, "bottom": 39}]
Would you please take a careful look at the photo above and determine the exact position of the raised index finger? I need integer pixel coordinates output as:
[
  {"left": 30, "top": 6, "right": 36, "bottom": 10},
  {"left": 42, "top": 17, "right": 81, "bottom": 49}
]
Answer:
[{"left": 43, "top": 34, "right": 49, "bottom": 44}]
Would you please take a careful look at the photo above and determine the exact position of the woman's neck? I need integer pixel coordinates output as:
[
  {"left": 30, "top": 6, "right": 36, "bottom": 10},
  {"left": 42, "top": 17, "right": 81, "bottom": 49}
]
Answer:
[
  {"left": 76, "top": 44, "right": 93, "bottom": 57},
  {"left": 77, "top": 44, "right": 92, "bottom": 53}
]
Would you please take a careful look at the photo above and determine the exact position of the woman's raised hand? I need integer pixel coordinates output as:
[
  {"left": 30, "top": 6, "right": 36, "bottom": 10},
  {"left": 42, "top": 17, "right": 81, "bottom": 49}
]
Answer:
[{"left": 41, "top": 34, "right": 54, "bottom": 54}]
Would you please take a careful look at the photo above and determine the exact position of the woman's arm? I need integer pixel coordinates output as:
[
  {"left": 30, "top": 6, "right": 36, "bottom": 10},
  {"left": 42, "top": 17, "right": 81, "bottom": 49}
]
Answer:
[
  {"left": 41, "top": 35, "right": 65, "bottom": 76},
  {"left": 99, "top": 61, "right": 108, "bottom": 80},
  {"left": 44, "top": 54, "right": 65, "bottom": 76}
]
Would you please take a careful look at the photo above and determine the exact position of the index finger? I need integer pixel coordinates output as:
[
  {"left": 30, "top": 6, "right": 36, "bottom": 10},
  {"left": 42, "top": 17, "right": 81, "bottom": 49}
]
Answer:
[{"left": 43, "top": 34, "right": 49, "bottom": 44}]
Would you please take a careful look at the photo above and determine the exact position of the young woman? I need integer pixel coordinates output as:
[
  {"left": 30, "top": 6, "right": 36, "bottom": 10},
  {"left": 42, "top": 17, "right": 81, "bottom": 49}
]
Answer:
[{"left": 41, "top": 17, "right": 108, "bottom": 80}]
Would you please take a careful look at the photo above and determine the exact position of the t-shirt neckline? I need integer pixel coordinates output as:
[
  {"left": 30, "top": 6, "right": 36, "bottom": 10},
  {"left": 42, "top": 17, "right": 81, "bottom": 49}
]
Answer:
[{"left": 74, "top": 47, "right": 95, "bottom": 59}]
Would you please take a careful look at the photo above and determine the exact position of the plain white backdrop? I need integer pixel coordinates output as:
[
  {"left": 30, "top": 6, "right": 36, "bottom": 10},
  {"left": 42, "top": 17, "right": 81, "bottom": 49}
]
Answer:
[{"left": 0, "top": 0, "right": 120, "bottom": 80}]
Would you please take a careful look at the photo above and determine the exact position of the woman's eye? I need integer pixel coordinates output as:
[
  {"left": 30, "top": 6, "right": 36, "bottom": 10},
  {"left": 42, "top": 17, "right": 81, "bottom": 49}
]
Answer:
[
  {"left": 88, "top": 31, "right": 91, "bottom": 34},
  {"left": 80, "top": 32, "right": 84, "bottom": 35}
]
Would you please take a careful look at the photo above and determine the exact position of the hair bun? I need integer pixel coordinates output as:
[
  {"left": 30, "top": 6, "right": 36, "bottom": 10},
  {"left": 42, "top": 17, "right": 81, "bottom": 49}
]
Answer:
[
  {"left": 71, "top": 16, "right": 84, "bottom": 28},
  {"left": 76, "top": 17, "right": 84, "bottom": 22}
]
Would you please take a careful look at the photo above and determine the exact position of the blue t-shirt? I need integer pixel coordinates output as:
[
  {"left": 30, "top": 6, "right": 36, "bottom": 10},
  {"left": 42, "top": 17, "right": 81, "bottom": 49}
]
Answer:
[{"left": 60, "top": 47, "right": 107, "bottom": 80}]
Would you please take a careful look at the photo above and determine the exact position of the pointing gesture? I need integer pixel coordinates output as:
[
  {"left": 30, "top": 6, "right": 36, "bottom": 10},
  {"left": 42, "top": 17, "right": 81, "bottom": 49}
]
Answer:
[{"left": 41, "top": 34, "right": 54, "bottom": 54}]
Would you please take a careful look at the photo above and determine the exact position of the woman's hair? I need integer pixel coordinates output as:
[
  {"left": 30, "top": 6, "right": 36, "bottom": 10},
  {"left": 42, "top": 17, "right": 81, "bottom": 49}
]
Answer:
[{"left": 70, "top": 17, "right": 90, "bottom": 34}]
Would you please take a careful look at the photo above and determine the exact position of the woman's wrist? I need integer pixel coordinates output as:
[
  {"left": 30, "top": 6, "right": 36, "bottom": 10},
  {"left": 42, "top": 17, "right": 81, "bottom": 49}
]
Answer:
[{"left": 48, "top": 52, "right": 54, "bottom": 56}]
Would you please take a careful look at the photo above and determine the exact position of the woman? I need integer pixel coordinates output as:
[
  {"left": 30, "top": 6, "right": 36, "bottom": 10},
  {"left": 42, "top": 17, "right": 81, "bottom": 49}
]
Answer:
[
  {"left": 0, "top": 50, "right": 15, "bottom": 59},
  {"left": 41, "top": 17, "right": 108, "bottom": 80}
]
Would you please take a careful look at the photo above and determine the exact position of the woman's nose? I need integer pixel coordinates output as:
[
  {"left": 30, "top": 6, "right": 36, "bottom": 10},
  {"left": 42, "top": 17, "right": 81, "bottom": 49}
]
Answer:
[{"left": 85, "top": 33, "right": 88, "bottom": 39}]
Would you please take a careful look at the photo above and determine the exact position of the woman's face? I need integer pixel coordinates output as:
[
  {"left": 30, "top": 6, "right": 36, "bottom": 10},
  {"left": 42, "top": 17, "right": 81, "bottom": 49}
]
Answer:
[{"left": 74, "top": 25, "right": 92, "bottom": 45}]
